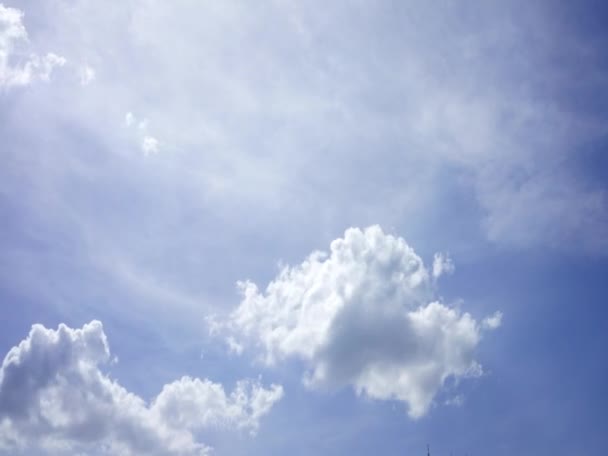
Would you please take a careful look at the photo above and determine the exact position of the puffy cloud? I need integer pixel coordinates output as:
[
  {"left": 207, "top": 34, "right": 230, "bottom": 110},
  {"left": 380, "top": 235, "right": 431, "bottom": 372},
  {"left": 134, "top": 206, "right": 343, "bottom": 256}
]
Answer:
[
  {"left": 0, "top": 321, "right": 282, "bottom": 455},
  {"left": 227, "top": 226, "right": 499, "bottom": 418},
  {"left": 0, "top": 3, "right": 65, "bottom": 88},
  {"left": 142, "top": 136, "right": 160, "bottom": 155},
  {"left": 482, "top": 311, "right": 503, "bottom": 330},
  {"left": 154, "top": 377, "right": 283, "bottom": 435}
]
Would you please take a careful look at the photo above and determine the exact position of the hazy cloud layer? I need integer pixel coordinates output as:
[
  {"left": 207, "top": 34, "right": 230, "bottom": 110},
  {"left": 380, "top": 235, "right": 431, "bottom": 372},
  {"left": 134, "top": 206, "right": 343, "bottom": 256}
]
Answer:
[
  {"left": 3, "top": 0, "right": 606, "bottom": 262},
  {"left": 0, "top": 321, "right": 282, "bottom": 455},
  {"left": 1, "top": 1, "right": 606, "bottom": 346},
  {"left": 228, "top": 226, "right": 500, "bottom": 418}
]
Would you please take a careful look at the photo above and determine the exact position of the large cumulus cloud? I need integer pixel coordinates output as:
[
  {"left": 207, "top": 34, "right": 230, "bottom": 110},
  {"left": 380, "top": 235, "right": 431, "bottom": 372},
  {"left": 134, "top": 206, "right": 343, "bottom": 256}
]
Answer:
[
  {"left": 0, "top": 321, "right": 283, "bottom": 455},
  {"left": 228, "top": 226, "right": 500, "bottom": 418}
]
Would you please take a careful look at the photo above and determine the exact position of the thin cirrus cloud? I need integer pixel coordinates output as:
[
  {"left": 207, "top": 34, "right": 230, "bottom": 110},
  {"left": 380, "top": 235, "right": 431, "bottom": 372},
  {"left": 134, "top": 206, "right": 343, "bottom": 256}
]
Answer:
[
  {"left": 118, "top": 0, "right": 608, "bottom": 253},
  {"left": 2, "top": 0, "right": 606, "bottom": 261},
  {"left": 225, "top": 226, "right": 501, "bottom": 418},
  {"left": 0, "top": 321, "right": 283, "bottom": 455},
  {"left": 0, "top": 3, "right": 65, "bottom": 88}
]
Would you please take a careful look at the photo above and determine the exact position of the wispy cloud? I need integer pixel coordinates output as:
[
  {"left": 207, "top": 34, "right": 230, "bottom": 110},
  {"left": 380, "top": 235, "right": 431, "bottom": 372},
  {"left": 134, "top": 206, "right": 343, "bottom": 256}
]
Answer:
[
  {"left": 0, "top": 3, "right": 65, "bottom": 88},
  {"left": 78, "top": 64, "right": 95, "bottom": 85}
]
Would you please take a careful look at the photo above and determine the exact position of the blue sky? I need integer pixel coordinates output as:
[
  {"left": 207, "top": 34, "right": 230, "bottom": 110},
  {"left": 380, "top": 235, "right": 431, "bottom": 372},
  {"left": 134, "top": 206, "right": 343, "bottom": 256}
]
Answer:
[{"left": 1, "top": 1, "right": 607, "bottom": 455}]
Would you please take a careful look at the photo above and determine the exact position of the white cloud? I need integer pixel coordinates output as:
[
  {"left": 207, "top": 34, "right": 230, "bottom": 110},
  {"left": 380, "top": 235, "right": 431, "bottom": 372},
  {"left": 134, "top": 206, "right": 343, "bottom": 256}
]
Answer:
[
  {"left": 226, "top": 226, "right": 499, "bottom": 418},
  {"left": 125, "top": 111, "right": 135, "bottom": 127},
  {"left": 0, "top": 4, "right": 65, "bottom": 88},
  {"left": 154, "top": 377, "right": 283, "bottom": 435},
  {"left": 432, "top": 253, "right": 454, "bottom": 279},
  {"left": 482, "top": 311, "right": 503, "bottom": 330},
  {"left": 79, "top": 64, "right": 95, "bottom": 85},
  {"left": 0, "top": 4, "right": 26, "bottom": 57},
  {"left": 0, "top": 321, "right": 282, "bottom": 455},
  {"left": 142, "top": 136, "right": 160, "bottom": 155}
]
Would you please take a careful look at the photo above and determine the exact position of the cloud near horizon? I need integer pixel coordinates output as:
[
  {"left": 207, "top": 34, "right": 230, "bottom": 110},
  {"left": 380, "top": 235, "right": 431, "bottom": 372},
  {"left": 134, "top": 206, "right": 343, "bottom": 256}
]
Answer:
[
  {"left": 0, "top": 321, "right": 283, "bottom": 455},
  {"left": 226, "top": 226, "right": 500, "bottom": 418}
]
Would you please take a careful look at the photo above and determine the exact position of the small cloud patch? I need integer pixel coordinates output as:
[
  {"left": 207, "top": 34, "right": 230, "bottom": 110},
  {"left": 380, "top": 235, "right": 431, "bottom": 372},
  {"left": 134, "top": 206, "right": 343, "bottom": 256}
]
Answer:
[
  {"left": 124, "top": 111, "right": 163, "bottom": 155},
  {"left": 0, "top": 4, "right": 66, "bottom": 89}
]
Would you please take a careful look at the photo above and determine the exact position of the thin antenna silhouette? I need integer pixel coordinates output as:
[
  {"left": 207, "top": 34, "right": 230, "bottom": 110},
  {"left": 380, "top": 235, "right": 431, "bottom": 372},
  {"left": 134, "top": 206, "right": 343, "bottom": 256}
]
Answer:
[{"left": 427, "top": 444, "right": 430, "bottom": 456}]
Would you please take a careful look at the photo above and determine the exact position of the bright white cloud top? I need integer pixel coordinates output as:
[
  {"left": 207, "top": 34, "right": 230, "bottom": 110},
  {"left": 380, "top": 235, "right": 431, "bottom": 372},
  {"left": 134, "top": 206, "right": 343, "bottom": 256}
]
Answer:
[
  {"left": 227, "top": 226, "right": 500, "bottom": 418},
  {"left": 0, "top": 321, "right": 283, "bottom": 455}
]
